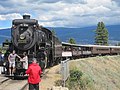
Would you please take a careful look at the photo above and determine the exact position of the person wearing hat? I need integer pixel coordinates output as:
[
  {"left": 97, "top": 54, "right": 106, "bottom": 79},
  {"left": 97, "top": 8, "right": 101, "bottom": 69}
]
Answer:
[{"left": 26, "top": 58, "right": 42, "bottom": 90}]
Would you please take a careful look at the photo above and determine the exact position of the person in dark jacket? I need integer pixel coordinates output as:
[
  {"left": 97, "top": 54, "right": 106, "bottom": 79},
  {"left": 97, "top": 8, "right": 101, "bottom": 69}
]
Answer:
[
  {"left": 36, "top": 48, "right": 46, "bottom": 71},
  {"left": 26, "top": 58, "right": 42, "bottom": 90}
]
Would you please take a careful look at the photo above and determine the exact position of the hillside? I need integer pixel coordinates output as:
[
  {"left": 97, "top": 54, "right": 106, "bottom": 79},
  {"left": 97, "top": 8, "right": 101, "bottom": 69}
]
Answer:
[{"left": 69, "top": 55, "right": 120, "bottom": 90}]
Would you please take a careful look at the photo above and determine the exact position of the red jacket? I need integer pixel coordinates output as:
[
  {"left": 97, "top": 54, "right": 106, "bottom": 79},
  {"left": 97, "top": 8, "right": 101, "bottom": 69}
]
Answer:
[{"left": 26, "top": 63, "right": 42, "bottom": 84}]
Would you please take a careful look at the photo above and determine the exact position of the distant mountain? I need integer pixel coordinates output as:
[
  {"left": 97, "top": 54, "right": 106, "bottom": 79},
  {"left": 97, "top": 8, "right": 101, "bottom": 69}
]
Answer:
[
  {"left": 0, "top": 28, "right": 11, "bottom": 45},
  {"left": 49, "top": 25, "right": 120, "bottom": 45},
  {"left": 0, "top": 25, "right": 120, "bottom": 45},
  {"left": 48, "top": 26, "right": 96, "bottom": 44}
]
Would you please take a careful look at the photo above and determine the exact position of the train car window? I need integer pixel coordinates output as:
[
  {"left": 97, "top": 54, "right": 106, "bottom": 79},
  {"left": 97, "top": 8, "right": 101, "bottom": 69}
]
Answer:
[
  {"left": 78, "top": 47, "right": 81, "bottom": 50},
  {"left": 73, "top": 47, "right": 78, "bottom": 51},
  {"left": 114, "top": 49, "right": 120, "bottom": 51},
  {"left": 96, "top": 48, "right": 109, "bottom": 51},
  {"left": 82, "top": 47, "right": 91, "bottom": 51},
  {"left": 68, "top": 47, "right": 71, "bottom": 51},
  {"left": 63, "top": 46, "right": 71, "bottom": 51},
  {"left": 62, "top": 46, "right": 65, "bottom": 51}
]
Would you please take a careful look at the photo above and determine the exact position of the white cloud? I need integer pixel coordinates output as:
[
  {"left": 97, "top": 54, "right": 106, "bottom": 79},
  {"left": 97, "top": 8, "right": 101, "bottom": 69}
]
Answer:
[
  {"left": 35, "top": 0, "right": 120, "bottom": 27},
  {"left": 0, "top": 13, "right": 22, "bottom": 20},
  {"left": 0, "top": 0, "right": 120, "bottom": 27}
]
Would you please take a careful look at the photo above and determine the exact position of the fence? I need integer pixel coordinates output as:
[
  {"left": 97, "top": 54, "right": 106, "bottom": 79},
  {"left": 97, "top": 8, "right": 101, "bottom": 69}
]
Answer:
[{"left": 61, "top": 59, "right": 70, "bottom": 87}]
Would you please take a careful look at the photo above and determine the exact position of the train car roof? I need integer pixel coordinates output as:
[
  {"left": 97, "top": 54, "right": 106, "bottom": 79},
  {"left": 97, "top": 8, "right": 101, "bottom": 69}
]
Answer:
[
  {"left": 108, "top": 46, "right": 120, "bottom": 48},
  {"left": 62, "top": 42, "right": 120, "bottom": 48},
  {"left": 79, "top": 45, "right": 110, "bottom": 48},
  {"left": 62, "top": 42, "right": 81, "bottom": 47},
  {"left": 80, "top": 45, "right": 120, "bottom": 48}
]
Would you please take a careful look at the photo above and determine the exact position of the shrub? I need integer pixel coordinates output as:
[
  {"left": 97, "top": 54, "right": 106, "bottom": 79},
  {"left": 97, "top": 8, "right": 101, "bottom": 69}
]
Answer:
[{"left": 66, "top": 68, "right": 93, "bottom": 90}]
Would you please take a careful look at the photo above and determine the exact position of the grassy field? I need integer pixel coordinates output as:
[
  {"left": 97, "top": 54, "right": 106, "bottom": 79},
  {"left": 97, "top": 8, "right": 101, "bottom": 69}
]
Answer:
[{"left": 68, "top": 55, "right": 120, "bottom": 90}]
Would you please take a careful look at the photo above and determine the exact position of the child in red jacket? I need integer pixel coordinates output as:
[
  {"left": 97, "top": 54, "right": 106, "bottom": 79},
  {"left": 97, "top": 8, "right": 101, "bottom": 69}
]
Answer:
[{"left": 26, "top": 58, "right": 42, "bottom": 90}]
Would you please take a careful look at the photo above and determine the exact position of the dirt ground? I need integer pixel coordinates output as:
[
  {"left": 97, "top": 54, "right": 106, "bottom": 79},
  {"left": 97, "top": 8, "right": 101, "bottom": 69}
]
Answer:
[{"left": 40, "top": 65, "right": 61, "bottom": 90}]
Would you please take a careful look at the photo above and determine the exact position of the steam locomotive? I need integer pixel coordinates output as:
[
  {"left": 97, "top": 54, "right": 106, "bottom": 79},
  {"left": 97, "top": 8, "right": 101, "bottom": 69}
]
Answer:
[{"left": 3, "top": 15, "right": 62, "bottom": 76}]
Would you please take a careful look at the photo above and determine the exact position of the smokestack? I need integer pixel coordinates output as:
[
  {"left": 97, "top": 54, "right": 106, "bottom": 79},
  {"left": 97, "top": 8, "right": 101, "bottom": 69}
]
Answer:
[{"left": 23, "top": 15, "right": 30, "bottom": 19}]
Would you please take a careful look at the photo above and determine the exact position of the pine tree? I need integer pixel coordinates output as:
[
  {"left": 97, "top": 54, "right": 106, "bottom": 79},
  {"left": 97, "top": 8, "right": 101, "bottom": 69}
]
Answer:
[
  {"left": 95, "top": 22, "right": 109, "bottom": 45},
  {"left": 68, "top": 38, "right": 76, "bottom": 44}
]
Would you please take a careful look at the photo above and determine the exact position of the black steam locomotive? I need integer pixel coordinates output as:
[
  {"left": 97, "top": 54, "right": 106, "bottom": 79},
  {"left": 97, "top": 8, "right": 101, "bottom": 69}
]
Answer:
[{"left": 3, "top": 15, "right": 62, "bottom": 76}]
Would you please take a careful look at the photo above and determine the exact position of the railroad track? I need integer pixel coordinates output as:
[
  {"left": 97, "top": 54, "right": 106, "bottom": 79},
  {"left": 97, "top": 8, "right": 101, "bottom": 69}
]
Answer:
[
  {"left": 0, "top": 77, "right": 28, "bottom": 90},
  {"left": 0, "top": 69, "right": 52, "bottom": 90}
]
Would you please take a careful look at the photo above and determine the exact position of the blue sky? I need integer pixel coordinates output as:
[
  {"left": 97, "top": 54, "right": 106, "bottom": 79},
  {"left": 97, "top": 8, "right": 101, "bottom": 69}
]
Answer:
[{"left": 0, "top": 0, "right": 120, "bottom": 28}]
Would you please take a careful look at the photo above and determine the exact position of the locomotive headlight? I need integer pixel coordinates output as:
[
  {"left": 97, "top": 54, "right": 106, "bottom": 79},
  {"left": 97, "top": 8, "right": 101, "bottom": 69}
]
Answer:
[{"left": 20, "top": 34, "right": 25, "bottom": 40}]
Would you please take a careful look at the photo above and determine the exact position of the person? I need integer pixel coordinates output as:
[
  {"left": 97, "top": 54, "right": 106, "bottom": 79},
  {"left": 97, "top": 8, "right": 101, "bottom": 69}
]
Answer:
[
  {"left": 0, "top": 51, "right": 2, "bottom": 66},
  {"left": 36, "top": 48, "right": 46, "bottom": 72},
  {"left": 20, "top": 52, "right": 28, "bottom": 69},
  {"left": 0, "top": 52, "right": 4, "bottom": 66},
  {"left": 1, "top": 52, "right": 4, "bottom": 61},
  {"left": 26, "top": 58, "right": 42, "bottom": 90},
  {"left": 0, "top": 51, "right": 2, "bottom": 61},
  {"left": 8, "top": 50, "right": 21, "bottom": 75}
]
